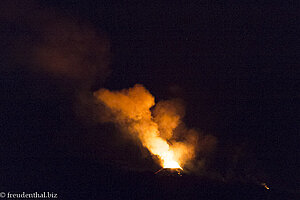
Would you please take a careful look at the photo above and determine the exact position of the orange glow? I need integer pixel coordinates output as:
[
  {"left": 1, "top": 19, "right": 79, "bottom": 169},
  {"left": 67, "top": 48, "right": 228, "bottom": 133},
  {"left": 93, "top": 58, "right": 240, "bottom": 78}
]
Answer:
[
  {"left": 94, "top": 84, "right": 197, "bottom": 169},
  {"left": 261, "top": 183, "right": 270, "bottom": 190}
]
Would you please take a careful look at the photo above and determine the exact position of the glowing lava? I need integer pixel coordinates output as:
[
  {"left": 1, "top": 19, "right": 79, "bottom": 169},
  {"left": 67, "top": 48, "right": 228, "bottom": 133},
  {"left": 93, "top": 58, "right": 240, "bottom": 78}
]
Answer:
[
  {"left": 164, "top": 160, "right": 182, "bottom": 169},
  {"left": 160, "top": 151, "right": 182, "bottom": 169},
  {"left": 261, "top": 183, "right": 270, "bottom": 190}
]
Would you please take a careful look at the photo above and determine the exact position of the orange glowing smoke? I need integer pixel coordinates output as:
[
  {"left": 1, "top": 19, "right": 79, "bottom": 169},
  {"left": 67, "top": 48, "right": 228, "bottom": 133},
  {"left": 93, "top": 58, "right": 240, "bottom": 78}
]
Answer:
[{"left": 94, "top": 84, "right": 197, "bottom": 169}]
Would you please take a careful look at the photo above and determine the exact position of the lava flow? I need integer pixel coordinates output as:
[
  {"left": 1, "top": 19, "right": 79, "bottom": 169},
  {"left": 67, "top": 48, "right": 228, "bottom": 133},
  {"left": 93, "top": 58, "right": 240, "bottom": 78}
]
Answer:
[{"left": 94, "top": 84, "right": 197, "bottom": 170}]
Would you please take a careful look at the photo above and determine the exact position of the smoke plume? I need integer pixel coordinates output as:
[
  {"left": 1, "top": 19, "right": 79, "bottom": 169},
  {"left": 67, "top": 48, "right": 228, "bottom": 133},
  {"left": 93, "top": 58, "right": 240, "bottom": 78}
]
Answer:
[
  {"left": 94, "top": 84, "right": 216, "bottom": 169},
  {"left": 32, "top": 18, "right": 110, "bottom": 86},
  {"left": 1, "top": 1, "right": 110, "bottom": 88}
]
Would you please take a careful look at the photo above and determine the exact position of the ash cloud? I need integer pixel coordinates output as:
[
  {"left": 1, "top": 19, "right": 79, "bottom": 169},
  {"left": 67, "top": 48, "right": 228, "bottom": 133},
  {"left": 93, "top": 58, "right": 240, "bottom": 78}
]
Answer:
[
  {"left": 0, "top": 0, "right": 111, "bottom": 162},
  {"left": 32, "top": 18, "right": 110, "bottom": 85},
  {"left": 0, "top": 0, "right": 110, "bottom": 125},
  {"left": 1, "top": 0, "right": 110, "bottom": 88},
  {"left": 94, "top": 84, "right": 217, "bottom": 171}
]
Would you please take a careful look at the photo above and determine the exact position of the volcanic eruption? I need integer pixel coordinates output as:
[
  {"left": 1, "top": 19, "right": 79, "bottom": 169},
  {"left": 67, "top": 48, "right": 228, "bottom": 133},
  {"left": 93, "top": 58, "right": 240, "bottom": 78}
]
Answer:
[{"left": 94, "top": 84, "right": 201, "bottom": 171}]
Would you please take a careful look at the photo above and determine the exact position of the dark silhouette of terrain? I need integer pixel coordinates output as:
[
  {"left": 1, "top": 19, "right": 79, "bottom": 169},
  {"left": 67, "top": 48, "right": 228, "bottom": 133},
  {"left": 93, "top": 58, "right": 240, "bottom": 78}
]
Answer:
[{"left": 1, "top": 156, "right": 298, "bottom": 200}]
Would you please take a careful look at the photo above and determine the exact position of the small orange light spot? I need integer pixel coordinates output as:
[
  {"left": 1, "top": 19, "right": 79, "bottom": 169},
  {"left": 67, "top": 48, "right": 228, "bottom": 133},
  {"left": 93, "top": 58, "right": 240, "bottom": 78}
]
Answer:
[{"left": 261, "top": 183, "right": 270, "bottom": 190}]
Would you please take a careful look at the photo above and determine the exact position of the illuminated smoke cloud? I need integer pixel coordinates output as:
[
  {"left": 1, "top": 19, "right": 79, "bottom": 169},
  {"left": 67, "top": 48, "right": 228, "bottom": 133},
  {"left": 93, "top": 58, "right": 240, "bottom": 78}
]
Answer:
[
  {"left": 94, "top": 84, "right": 216, "bottom": 170},
  {"left": 32, "top": 18, "right": 110, "bottom": 85},
  {"left": 0, "top": 1, "right": 110, "bottom": 86}
]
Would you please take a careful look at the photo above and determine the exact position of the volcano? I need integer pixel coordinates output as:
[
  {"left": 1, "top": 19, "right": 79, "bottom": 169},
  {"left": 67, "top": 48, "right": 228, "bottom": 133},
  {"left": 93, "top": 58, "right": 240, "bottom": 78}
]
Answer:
[{"left": 155, "top": 168, "right": 183, "bottom": 176}]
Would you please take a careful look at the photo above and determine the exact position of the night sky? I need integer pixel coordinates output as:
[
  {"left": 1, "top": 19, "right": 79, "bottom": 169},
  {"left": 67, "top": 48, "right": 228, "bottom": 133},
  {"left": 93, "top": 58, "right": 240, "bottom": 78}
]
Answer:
[{"left": 0, "top": 1, "right": 298, "bottom": 199}]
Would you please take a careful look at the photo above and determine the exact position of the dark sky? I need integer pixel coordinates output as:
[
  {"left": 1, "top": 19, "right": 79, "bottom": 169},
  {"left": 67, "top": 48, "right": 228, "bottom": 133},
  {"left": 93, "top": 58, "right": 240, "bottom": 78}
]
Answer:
[{"left": 0, "top": 0, "right": 298, "bottom": 195}]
